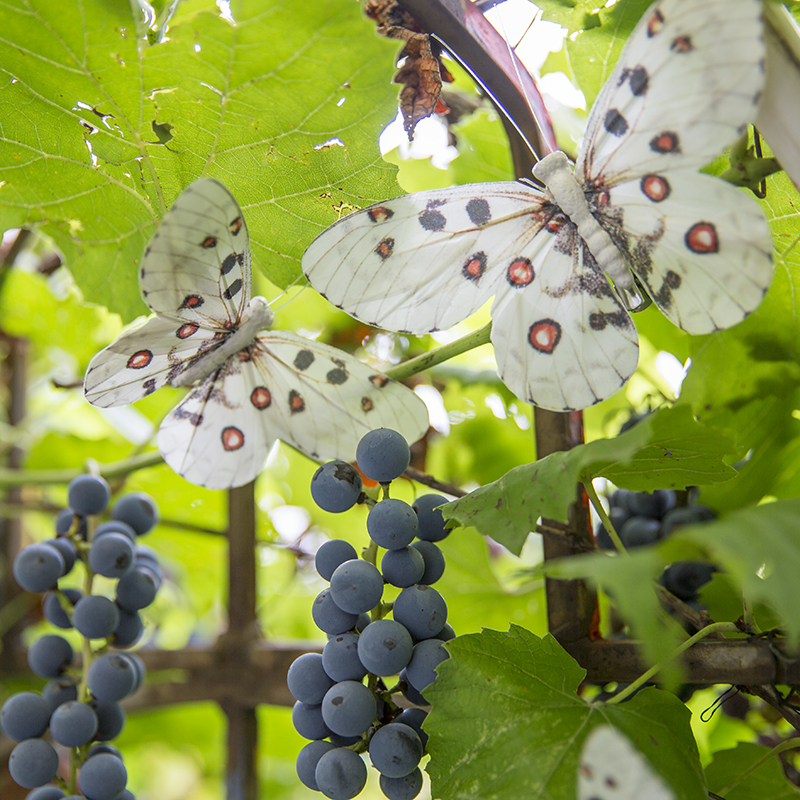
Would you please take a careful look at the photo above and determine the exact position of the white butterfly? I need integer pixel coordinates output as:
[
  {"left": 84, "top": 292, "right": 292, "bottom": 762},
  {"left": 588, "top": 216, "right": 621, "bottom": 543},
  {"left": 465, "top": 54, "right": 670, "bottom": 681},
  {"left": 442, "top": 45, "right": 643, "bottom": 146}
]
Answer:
[
  {"left": 578, "top": 726, "right": 676, "bottom": 800},
  {"left": 84, "top": 179, "right": 430, "bottom": 489},
  {"left": 302, "top": 0, "right": 774, "bottom": 412}
]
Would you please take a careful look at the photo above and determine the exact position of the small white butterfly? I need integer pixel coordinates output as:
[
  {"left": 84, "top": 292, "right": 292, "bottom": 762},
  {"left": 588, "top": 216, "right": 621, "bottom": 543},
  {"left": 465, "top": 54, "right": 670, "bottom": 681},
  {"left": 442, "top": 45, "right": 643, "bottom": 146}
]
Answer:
[
  {"left": 578, "top": 726, "right": 676, "bottom": 800},
  {"left": 84, "top": 179, "right": 430, "bottom": 489},
  {"left": 302, "top": 0, "right": 773, "bottom": 412}
]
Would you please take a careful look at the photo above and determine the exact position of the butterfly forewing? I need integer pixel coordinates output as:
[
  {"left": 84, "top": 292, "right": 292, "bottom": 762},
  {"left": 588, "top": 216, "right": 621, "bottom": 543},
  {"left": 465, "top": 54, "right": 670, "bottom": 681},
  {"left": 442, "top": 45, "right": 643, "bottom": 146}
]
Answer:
[
  {"left": 491, "top": 226, "right": 639, "bottom": 411},
  {"left": 84, "top": 316, "right": 224, "bottom": 407},
  {"left": 578, "top": 0, "right": 765, "bottom": 184},
  {"left": 139, "top": 179, "right": 251, "bottom": 329},
  {"left": 303, "top": 184, "right": 553, "bottom": 334}
]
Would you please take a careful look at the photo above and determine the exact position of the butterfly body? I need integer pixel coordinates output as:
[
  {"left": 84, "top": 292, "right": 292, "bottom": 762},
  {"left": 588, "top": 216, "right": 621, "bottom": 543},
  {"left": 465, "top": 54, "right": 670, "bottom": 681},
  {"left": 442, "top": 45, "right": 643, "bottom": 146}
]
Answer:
[
  {"left": 85, "top": 180, "right": 429, "bottom": 489},
  {"left": 303, "top": 0, "right": 773, "bottom": 412}
]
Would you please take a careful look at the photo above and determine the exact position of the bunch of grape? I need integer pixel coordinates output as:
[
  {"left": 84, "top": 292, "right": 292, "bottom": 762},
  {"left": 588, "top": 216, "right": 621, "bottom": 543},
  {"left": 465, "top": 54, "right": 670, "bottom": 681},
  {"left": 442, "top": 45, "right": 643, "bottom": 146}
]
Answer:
[
  {"left": 292, "top": 428, "right": 453, "bottom": 800},
  {"left": 3, "top": 474, "right": 162, "bottom": 799},
  {"left": 596, "top": 488, "right": 717, "bottom": 603}
]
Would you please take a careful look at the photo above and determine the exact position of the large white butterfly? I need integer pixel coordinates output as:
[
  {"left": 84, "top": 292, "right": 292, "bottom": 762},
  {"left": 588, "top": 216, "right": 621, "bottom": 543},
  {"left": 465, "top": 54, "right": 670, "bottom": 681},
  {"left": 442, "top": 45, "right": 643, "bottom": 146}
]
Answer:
[
  {"left": 578, "top": 726, "right": 676, "bottom": 800},
  {"left": 302, "top": 0, "right": 774, "bottom": 411},
  {"left": 84, "top": 179, "right": 429, "bottom": 489}
]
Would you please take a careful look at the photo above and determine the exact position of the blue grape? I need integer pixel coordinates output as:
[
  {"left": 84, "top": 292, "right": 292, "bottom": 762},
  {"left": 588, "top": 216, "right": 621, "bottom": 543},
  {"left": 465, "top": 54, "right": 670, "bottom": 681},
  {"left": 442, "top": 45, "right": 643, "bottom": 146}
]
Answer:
[
  {"left": 88, "top": 532, "right": 134, "bottom": 579},
  {"left": 312, "top": 588, "right": 359, "bottom": 635},
  {"left": 435, "top": 623, "right": 456, "bottom": 642},
  {"left": 297, "top": 740, "right": 335, "bottom": 790},
  {"left": 627, "top": 489, "right": 676, "bottom": 520},
  {"left": 88, "top": 699, "right": 126, "bottom": 741},
  {"left": 405, "top": 639, "right": 448, "bottom": 693},
  {"left": 394, "top": 708, "right": 428, "bottom": 750},
  {"left": 315, "top": 747, "right": 367, "bottom": 800},
  {"left": 356, "top": 612, "right": 371, "bottom": 633},
  {"left": 126, "top": 653, "right": 146, "bottom": 692},
  {"left": 393, "top": 585, "right": 447, "bottom": 640},
  {"left": 409, "top": 541, "right": 445, "bottom": 585},
  {"left": 356, "top": 429, "right": 410, "bottom": 483},
  {"left": 8, "top": 739, "right": 59, "bottom": 789},
  {"left": 330, "top": 559, "right": 383, "bottom": 615},
  {"left": 619, "top": 517, "right": 661, "bottom": 548},
  {"left": 311, "top": 461, "right": 363, "bottom": 513},
  {"left": 660, "top": 561, "right": 717, "bottom": 601},
  {"left": 321, "top": 681, "right": 376, "bottom": 737},
  {"left": 78, "top": 753, "right": 127, "bottom": 800},
  {"left": 55, "top": 509, "right": 87, "bottom": 539},
  {"left": 368, "top": 722, "right": 422, "bottom": 778},
  {"left": 111, "top": 492, "right": 159, "bottom": 536},
  {"left": 42, "top": 677, "right": 78, "bottom": 713},
  {"left": 594, "top": 506, "right": 630, "bottom": 550},
  {"left": 323, "top": 632, "right": 367, "bottom": 682},
  {"left": 0, "top": 692, "right": 50, "bottom": 741},
  {"left": 412, "top": 494, "right": 449, "bottom": 542},
  {"left": 399, "top": 670, "right": 427, "bottom": 705},
  {"left": 111, "top": 608, "right": 143, "bottom": 648},
  {"left": 661, "top": 505, "right": 716, "bottom": 537},
  {"left": 315, "top": 539, "right": 358, "bottom": 581},
  {"left": 380, "top": 767, "right": 423, "bottom": 800},
  {"left": 357, "top": 619, "right": 413, "bottom": 676},
  {"left": 367, "top": 499, "right": 418, "bottom": 550},
  {"left": 43, "top": 588, "right": 81, "bottom": 629},
  {"left": 329, "top": 731, "right": 361, "bottom": 747},
  {"left": 287, "top": 653, "right": 336, "bottom": 705},
  {"left": 116, "top": 566, "right": 160, "bottom": 611},
  {"left": 87, "top": 743, "right": 123, "bottom": 760},
  {"left": 43, "top": 538, "right": 77, "bottom": 575},
  {"left": 133, "top": 545, "right": 163, "bottom": 578},
  {"left": 49, "top": 700, "right": 99, "bottom": 747},
  {"left": 72, "top": 595, "right": 120, "bottom": 639},
  {"left": 13, "top": 544, "right": 64, "bottom": 592},
  {"left": 67, "top": 474, "right": 111, "bottom": 516},
  {"left": 292, "top": 701, "right": 332, "bottom": 740},
  {"left": 94, "top": 521, "right": 137, "bottom": 543},
  {"left": 86, "top": 653, "right": 136, "bottom": 702},
  {"left": 381, "top": 547, "right": 425, "bottom": 588},
  {"left": 25, "top": 787, "right": 65, "bottom": 800},
  {"left": 28, "top": 634, "right": 73, "bottom": 678}
]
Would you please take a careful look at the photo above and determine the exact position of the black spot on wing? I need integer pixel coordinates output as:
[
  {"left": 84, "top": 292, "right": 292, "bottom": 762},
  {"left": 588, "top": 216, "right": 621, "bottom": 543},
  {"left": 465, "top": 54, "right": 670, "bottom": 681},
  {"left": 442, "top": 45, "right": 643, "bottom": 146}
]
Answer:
[
  {"left": 466, "top": 198, "right": 491, "bottom": 226},
  {"left": 604, "top": 109, "right": 628, "bottom": 136},
  {"left": 222, "top": 278, "right": 243, "bottom": 300}
]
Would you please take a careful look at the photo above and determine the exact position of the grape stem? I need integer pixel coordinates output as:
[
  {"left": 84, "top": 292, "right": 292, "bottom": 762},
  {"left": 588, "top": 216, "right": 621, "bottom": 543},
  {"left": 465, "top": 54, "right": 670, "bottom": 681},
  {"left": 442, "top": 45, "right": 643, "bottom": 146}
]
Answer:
[
  {"left": 606, "top": 621, "right": 740, "bottom": 704},
  {"left": 582, "top": 477, "right": 627, "bottom": 553},
  {"left": 385, "top": 323, "right": 492, "bottom": 382}
]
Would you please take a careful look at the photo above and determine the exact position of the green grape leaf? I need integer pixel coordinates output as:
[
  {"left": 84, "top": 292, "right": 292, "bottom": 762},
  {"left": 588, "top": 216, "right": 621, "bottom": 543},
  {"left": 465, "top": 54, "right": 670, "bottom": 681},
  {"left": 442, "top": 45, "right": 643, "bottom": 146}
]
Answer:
[
  {"left": 0, "top": 0, "right": 400, "bottom": 321},
  {"left": 705, "top": 742, "right": 800, "bottom": 799},
  {"left": 442, "top": 405, "right": 736, "bottom": 555},
  {"left": 424, "top": 626, "right": 706, "bottom": 800}
]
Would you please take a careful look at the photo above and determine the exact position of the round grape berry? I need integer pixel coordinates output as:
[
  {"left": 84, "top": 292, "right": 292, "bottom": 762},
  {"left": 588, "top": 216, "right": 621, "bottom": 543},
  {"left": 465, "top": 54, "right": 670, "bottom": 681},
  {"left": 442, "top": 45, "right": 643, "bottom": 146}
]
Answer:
[
  {"left": 315, "top": 539, "right": 358, "bottom": 581},
  {"left": 43, "top": 588, "right": 81, "bottom": 629},
  {"left": 380, "top": 766, "right": 423, "bottom": 800},
  {"left": 409, "top": 541, "right": 445, "bottom": 585},
  {"left": 661, "top": 505, "right": 716, "bottom": 537},
  {"left": 412, "top": 494, "right": 449, "bottom": 542},
  {"left": 296, "top": 740, "right": 335, "bottom": 791},
  {"left": 357, "top": 618, "right": 413, "bottom": 676},
  {"left": 368, "top": 499, "right": 418, "bottom": 550},
  {"left": 660, "top": 561, "right": 717, "bottom": 601},
  {"left": 619, "top": 517, "right": 661, "bottom": 548},
  {"left": 9, "top": 739, "right": 59, "bottom": 789},
  {"left": 329, "top": 559, "right": 383, "bottom": 615},
  {"left": 88, "top": 532, "right": 134, "bottom": 579},
  {"left": 356, "top": 428, "right": 410, "bottom": 483},
  {"left": 287, "top": 653, "right": 336, "bottom": 705},
  {"left": 42, "top": 677, "right": 78, "bottom": 712},
  {"left": 25, "top": 787, "right": 65, "bottom": 800},
  {"left": 381, "top": 547, "right": 425, "bottom": 589},
  {"left": 393, "top": 585, "right": 447, "bottom": 640},
  {"left": 13, "top": 544, "right": 64, "bottom": 593},
  {"left": 67, "top": 474, "right": 111, "bottom": 516},
  {"left": 116, "top": 566, "right": 160, "bottom": 611},
  {"left": 86, "top": 653, "right": 136, "bottom": 702},
  {"left": 72, "top": 595, "right": 120, "bottom": 639},
  {"left": 311, "top": 461, "right": 363, "bottom": 513},
  {"left": 43, "top": 538, "right": 77, "bottom": 575},
  {"left": 28, "top": 634, "right": 73, "bottom": 678},
  {"left": 78, "top": 753, "right": 127, "bottom": 800},
  {"left": 111, "top": 609, "right": 144, "bottom": 648},
  {"left": 321, "top": 681, "right": 376, "bottom": 737},
  {"left": 111, "top": 492, "right": 159, "bottom": 536},
  {"left": 49, "top": 700, "right": 99, "bottom": 747},
  {"left": 0, "top": 692, "right": 51, "bottom": 741},
  {"left": 405, "top": 638, "right": 448, "bottom": 693},
  {"left": 322, "top": 633, "right": 367, "bottom": 682},
  {"left": 627, "top": 489, "right": 676, "bottom": 520},
  {"left": 315, "top": 747, "right": 367, "bottom": 800},
  {"left": 88, "top": 699, "right": 126, "bottom": 741},
  {"left": 368, "top": 722, "right": 423, "bottom": 778},
  {"left": 93, "top": 521, "right": 137, "bottom": 543},
  {"left": 312, "top": 588, "right": 360, "bottom": 636},
  {"left": 292, "top": 701, "right": 332, "bottom": 740},
  {"left": 394, "top": 708, "right": 428, "bottom": 749}
]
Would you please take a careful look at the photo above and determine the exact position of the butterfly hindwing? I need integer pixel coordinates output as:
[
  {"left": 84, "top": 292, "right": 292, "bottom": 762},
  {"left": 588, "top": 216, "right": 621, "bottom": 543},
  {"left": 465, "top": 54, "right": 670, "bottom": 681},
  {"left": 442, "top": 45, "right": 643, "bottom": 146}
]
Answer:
[
  {"left": 578, "top": 0, "right": 765, "bottom": 184},
  {"left": 139, "top": 179, "right": 251, "bottom": 328},
  {"left": 491, "top": 225, "right": 639, "bottom": 411},
  {"left": 303, "top": 183, "right": 553, "bottom": 334}
]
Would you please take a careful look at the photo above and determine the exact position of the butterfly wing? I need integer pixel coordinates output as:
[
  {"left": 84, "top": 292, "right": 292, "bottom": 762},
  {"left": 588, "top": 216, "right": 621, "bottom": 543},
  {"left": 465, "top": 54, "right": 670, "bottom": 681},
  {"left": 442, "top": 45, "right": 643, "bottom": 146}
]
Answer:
[
  {"left": 156, "top": 334, "right": 430, "bottom": 489},
  {"left": 578, "top": 726, "right": 676, "bottom": 800},
  {"left": 84, "top": 316, "right": 222, "bottom": 407},
  {"left": 302, "top": 184, "right": 552, "bottom": 334},
  {"left": 604, "top": 171, "right": 773, "bottom": 333},
  {"left": 491, "top": 222, "right": 638, "bottom": 411},
  {"left": 578, "top": 0, "right": 765, "bottom": 184},
  {"left": 139, "top": 179, "right": 251, "bottom": 328}
]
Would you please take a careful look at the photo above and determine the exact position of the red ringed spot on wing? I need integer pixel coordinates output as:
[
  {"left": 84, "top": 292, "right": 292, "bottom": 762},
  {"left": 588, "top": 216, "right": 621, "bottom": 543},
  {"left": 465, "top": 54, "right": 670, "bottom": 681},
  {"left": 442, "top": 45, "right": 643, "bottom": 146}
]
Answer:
[
  {"left": 671, "top": 36, "right": 693, "bottom": 53},
  {"left": 640, "top": 175, "right": 671, "bottom": 203},
  {"left": 221, "top": 426, "right": 245, "bottom": 451},
  {"left": 127, "top": 350, "right": 153, "bottom": 369},
  {"left": 176, "top": 323, "right": 199, "bottom": 339},
  {"left": 466, "top": 197, "right": 491, "bottom": 226},
  {"left": 685, "top": 222, "right": 718, "bottom": 254},
  {"left": 361, "top": 397, "right": 375, "bottom": 412},
  {"left": 604, "top": 109, "right": 628, "bottom": 137},
  {"left": 369, "top": 374, "right": 389, "bottom": 388},
  {"left": 201, "top": 235, "right": 218, "bottom": 249},
  {"left": 229, "top": 216, "right": 243, "bottom": 235},
  {"left": 528, "top": 319, "right": 561, "bottom": 354},
  {"left": 418, "top": 207, "right": 446, "bottom": 232},
  {"left": 647, "top": 9, "right": 664, "bottom": 36},
  {"left": 251, "top": 387, "right": 272, "bottom": 409},
  {"left": 368, "top": 206, "right": 394, "bottom": 224},
  {"left": 289, "top": 389, "right": 305, "bottom": 413},
  {"left": 179, "top": 295, "right": 204, "bottom": 310},
  {"left": 462, "top": 252, "right": 487, "bottom": 283},
  {"left": 506, "top": 258, "right": 534, "bottom": 288},
  {"left": 222, "top": 278, "right": 243, "bottom": 299},
  {"left": 375, "top": 237, "right": 395, "bottom": 260},
  {"left": 650, "top": 132, "right": 680, "bottom": 154}
]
